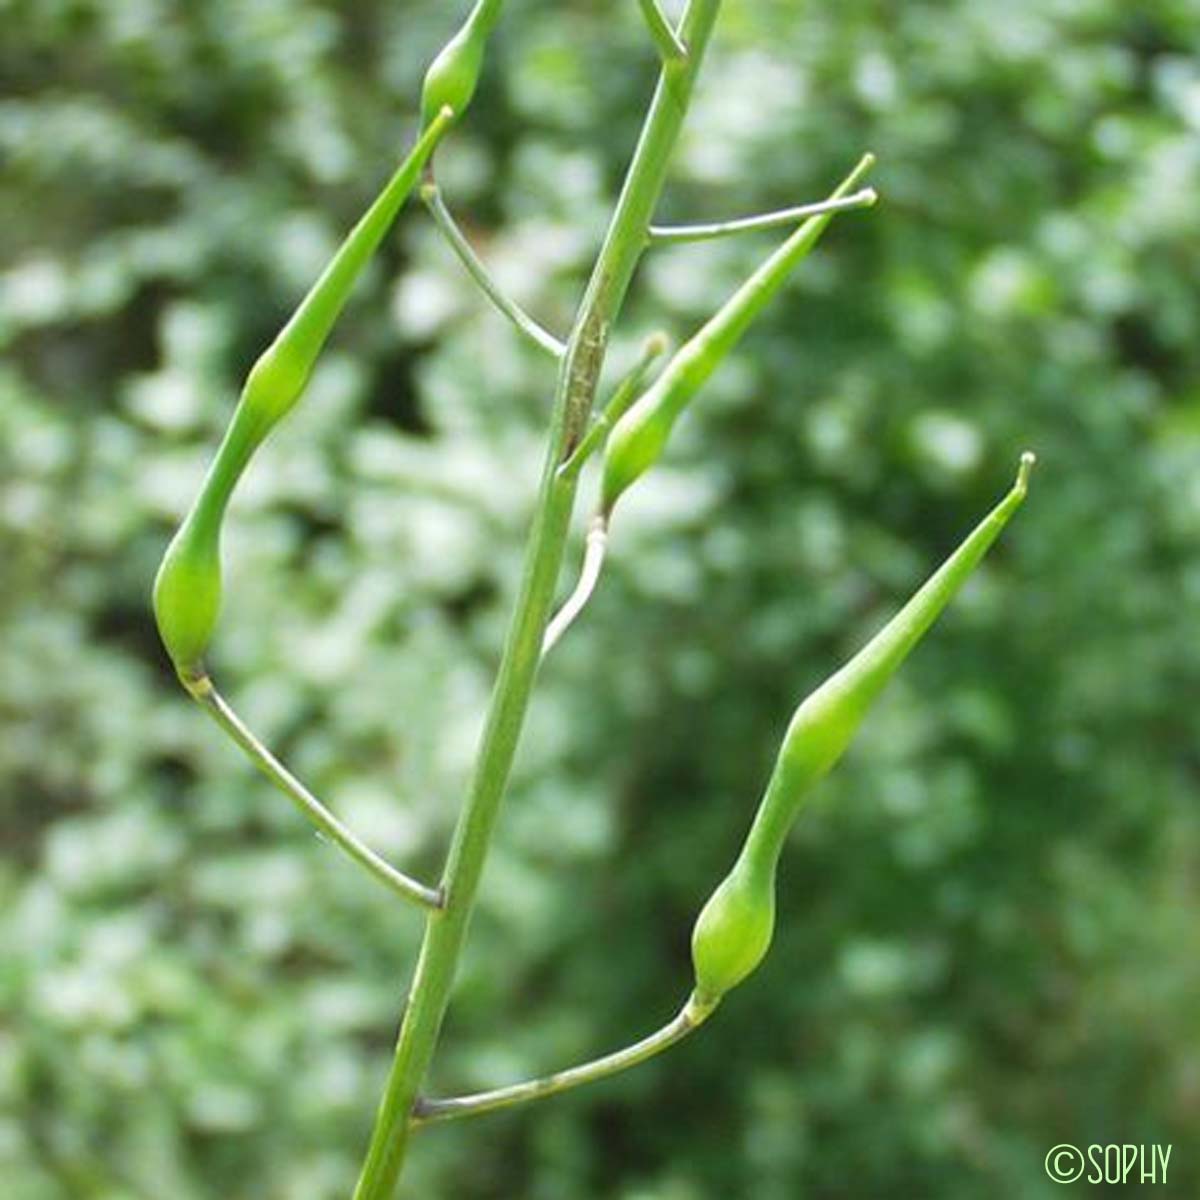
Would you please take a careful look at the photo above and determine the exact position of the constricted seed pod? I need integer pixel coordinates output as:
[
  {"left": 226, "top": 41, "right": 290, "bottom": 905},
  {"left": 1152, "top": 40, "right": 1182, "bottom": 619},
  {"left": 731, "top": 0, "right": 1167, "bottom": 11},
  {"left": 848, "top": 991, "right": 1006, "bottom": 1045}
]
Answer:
[
  {"left": 152, "top": 110, "right": 454, "bottom": 681},
  {"left": 239, "top": 107, "right": 453, "bottom": 442},
  {"left": 601, "top": 153, "right": 876, "bottom": 517},
  {"left": 421, "top": 0, "right": 505, "bottom": 130},
  {"left": 151, "top": 400, "right": 261, "bottom": 684},
  {"left": 152, "top": 505, "right": 222, "bottom": 686},
  {"left": 691, "top": 453, "right": 1036, "bottom": 1005}
]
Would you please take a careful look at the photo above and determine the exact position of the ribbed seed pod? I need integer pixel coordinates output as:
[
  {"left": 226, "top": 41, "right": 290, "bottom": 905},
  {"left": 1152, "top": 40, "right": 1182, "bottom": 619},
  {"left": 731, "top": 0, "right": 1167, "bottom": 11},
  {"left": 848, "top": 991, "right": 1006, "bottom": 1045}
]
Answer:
[
  {"left": 152, "top": 111, "right": 453, "bottom": 680},
  {"left": 600, "top": 153, "right": 876, "bottom": 517},
  {"left": 421, "top": 0, "right": 506, "bottom": 129},
  {"left": 152, "top": 504, "right": 223, "bottom": 685},
  {"left": 691, "top": 453, "right": 1035, "bottom": 1004}
]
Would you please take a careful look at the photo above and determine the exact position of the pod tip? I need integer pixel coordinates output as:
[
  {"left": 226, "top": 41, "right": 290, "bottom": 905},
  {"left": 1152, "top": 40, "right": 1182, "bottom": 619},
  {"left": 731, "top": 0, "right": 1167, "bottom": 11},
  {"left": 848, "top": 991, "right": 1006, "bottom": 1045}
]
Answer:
[
  {"left": 859, "top": 150, "right": 878, "bottom": 171},
  {"left": 860, "top": 186, "right": 880, "bottom": 208},
  {"left": 1015, "top": 449, "right": 1036, "bottom": 494},
  {"left": 644, "top": 331, "right": 670, "bottom": 359}
]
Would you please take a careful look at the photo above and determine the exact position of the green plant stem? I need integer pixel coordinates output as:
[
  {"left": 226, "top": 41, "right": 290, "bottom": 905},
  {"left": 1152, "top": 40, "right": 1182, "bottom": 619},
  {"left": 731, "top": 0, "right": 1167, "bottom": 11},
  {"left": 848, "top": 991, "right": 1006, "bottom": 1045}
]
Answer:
[
  {"left": 420, "top": 176, "right": 566, "bottom": 358},
  {"left": 412, "top": 991, "right": 717, "bottom": 1126},
  {"left": 637, "top": 0, "right": 688, "bottom": 62},
  {"left": 186, "top": 675, "right": 442, "bottom": 910},
  {"left": 351, "top": 4, "right": 724, "bottom": 1196},
  {"left": 647, "top": 187, "right": 877, "bottom": 244},
  {"left": 558, "top": 333, "right": 668, "bottom": 480}
]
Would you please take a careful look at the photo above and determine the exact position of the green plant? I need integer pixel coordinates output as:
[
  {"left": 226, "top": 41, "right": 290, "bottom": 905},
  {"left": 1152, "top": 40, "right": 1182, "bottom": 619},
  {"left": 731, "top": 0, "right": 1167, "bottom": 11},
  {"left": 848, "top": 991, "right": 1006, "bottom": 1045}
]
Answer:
[
  {"left": 150, "top": 2, "right": 1034, "bottom": 1195},
  {"left": 689, "top": 453, "right": 1034, "bottom": 1008}
]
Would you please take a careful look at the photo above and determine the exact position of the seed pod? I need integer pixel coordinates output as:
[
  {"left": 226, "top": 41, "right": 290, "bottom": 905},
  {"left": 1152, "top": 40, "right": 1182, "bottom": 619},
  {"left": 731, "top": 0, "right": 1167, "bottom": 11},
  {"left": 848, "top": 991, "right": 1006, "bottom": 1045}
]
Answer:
[
  {"left": 690, "top": 453, "right": 1036, "bottom": 1005},
  {"left": 240, "top": 107, "right": 453, "bottom": 443},
  {"left": 152, "top": 111, "right": 453, "bottom": 679},
  {"left": 152, "top": 505, "right": 222, "bottom": 686},
  {"left": 151, "top": 406, "right": 259, "bottom": 683},
  {"left": 690, "top": 859, "right": 776, "bottom": 1009},
  {"left": 421, "top": 0, "right": 505, "bottom": 130},
  {"left": 601, "top": 153, "right": 876, "bottom": 517}
]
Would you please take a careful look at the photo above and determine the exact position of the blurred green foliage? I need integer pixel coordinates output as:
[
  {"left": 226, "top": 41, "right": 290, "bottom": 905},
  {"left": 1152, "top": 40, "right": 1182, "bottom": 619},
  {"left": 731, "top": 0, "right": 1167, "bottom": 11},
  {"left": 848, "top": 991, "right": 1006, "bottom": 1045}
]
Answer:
[{"left": 2, "top": 1, "right": 1199, "bottom": 1197}]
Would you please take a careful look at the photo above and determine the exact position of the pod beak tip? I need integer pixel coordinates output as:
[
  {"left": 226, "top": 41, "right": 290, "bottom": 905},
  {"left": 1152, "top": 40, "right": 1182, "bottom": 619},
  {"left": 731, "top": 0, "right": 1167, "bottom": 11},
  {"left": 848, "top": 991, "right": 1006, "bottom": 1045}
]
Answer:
[
  {"left": 644, "top": 331, "right": 670, "bottom": 358},
  {"left": 1016, "top": 449, "right": 1037, "bottom": 493}
]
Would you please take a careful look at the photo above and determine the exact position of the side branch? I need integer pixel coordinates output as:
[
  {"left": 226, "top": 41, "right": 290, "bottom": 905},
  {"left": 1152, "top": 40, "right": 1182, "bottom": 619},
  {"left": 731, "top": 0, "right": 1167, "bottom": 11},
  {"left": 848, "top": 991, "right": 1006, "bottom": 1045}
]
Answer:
[
  {"left": 421, "top": 177, "right": 566, "bottom": 358},
  {"left": 412, "top": 992, "right": 717, "bottom": 1126},
  {"left": 184, "top": 674, "right": 443, "bottom": 911},
  {"left": 637, "top": 0, "right": 688, "bottom": 62},
  {"left": 648, "top": 187, "right": 877, "bottom": 245}
]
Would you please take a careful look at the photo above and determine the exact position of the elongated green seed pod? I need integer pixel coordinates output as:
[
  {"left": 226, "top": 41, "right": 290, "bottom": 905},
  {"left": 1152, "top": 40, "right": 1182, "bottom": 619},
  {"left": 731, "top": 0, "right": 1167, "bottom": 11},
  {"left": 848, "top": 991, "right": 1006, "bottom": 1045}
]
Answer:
[
  {"left": 691, "top": 453, "right": 1036, "bottom": 1005},
  {"left": 152, "top": 110, "right": 454, "bottom": 681},
  {"left": 600, "top": 152, "right": 876, "bottom": 516},
  {"left": 241, "top": 108, "right": 453, "bottom": 440},
  {"left": 421, "top": 0, "right": 506, "bottom": 129}
]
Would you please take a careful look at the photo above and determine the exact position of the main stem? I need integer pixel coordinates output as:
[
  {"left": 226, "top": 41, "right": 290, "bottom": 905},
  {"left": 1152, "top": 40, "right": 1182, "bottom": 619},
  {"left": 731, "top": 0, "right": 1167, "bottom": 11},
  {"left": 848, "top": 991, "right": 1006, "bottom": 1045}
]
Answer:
[{"left": 352, "top": 5, "right": 722, "bottom": 1196}]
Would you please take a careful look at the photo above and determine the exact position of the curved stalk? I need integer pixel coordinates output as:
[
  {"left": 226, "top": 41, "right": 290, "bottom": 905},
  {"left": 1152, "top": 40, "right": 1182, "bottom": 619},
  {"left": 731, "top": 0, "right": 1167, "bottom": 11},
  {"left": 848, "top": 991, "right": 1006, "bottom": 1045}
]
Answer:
[
  {"left": 186, "top": 675, "right": 443, "bottom": 910},
  {"left": 421, "top": 176, "right": 566, "bottom": 358},
  {"left": 542, "top": 516, "right": 609, "bottom": 655},
  {"left": 413, "top": 991, "right": 717, "bottom": 1126}
]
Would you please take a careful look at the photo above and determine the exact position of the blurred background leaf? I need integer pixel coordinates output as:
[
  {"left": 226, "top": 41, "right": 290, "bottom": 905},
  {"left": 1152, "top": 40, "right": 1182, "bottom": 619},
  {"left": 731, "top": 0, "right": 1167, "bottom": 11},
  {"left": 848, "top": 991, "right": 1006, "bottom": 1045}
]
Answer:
[{"left": 1, "top": 0, "right": 1198, "bottom": 1196}]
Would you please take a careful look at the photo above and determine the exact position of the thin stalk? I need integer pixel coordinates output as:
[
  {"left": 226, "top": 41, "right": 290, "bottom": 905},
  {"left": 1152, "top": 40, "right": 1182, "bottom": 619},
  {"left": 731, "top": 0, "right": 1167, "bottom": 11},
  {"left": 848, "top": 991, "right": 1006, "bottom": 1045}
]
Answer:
[
  {"left": 351, "top": 4, "right": 725, "bottom": 1195},
  {"left": 542, "top": 516, "right": 608, "bottom": 655},
  {"left": 544, "top": 336, "right": 671, "bottom": 656},
  {"left": 412, "top": 992, "right": 717, "bottom": 1126},
  {"left": 421, "top": 176, "right": 566, "bottom": 358},
  {"left": 637, "top": 0, "right": 688, "bottom": 62},
  {"left": 648, "top": 187, "right": 877, "bottom": 245},
  {"left": 186, "top": 675, "right": 443, "bottom": 910}
]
